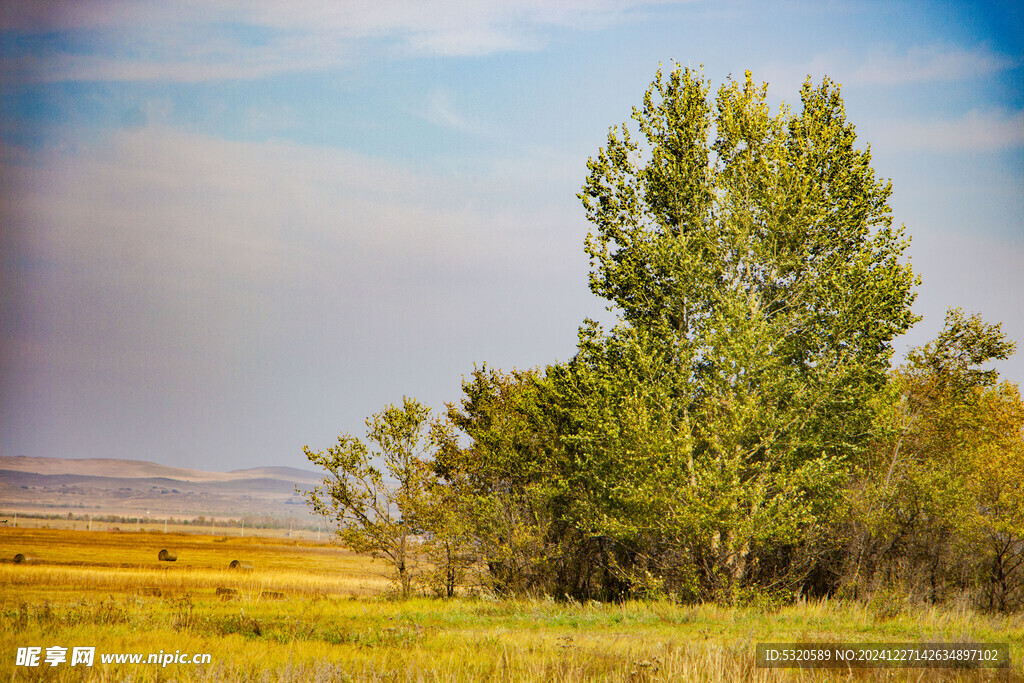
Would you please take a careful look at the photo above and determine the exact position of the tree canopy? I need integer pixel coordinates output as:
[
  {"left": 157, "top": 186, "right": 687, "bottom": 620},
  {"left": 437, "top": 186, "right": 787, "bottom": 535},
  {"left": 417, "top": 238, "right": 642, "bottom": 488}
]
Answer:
[
  {"left": 304, "top": 64, "right": 1022, "bottom": 610},
  {"left": 569, "top": 65, "right": 919, "bottom": 598}
]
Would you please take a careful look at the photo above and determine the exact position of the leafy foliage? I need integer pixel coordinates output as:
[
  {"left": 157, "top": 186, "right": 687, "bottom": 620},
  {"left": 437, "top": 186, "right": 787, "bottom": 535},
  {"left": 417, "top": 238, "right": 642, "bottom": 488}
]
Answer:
[
  {"left": 571, "top": 65, "right": 917, "bottom": 599},
  {"left": 437, "top": 366, "right": 569, "bottom": 596},
  {"left": 303, "top": 397, "right": 440, "bottom": 597},
  {"left": 303, "top": 66, "right": 1022, "bottom": 612},
  {"left": 846, "top": 309, "right": 1024, "bottom": 609}
]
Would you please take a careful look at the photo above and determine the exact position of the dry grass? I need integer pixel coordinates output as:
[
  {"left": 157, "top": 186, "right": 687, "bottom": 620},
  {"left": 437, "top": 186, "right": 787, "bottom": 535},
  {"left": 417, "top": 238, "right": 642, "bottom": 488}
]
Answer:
[
  {"left": 0, "top": 563, "right": 389, "bottom": 598},
  {"left": 0, "top": 527, "right": 375, "bottom": 573},
  {"left": 1, "top": 528, "right": 1021, "bottom": 682}
]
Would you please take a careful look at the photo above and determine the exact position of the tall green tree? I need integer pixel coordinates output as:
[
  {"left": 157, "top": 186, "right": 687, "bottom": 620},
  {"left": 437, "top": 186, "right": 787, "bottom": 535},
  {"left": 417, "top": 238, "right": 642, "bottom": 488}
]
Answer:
[{"left": 574, "top": 65, "right": 918, "bottom": 598}]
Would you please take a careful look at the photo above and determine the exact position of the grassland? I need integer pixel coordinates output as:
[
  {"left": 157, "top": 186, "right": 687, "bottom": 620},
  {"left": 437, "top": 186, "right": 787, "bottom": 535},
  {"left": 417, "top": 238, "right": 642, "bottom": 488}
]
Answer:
[
  {"left": 3, "top": 513, "right": 328, "bottom": 542},
  {"left": 1, "top": 528, "right": 1021, "bottom": 681}
]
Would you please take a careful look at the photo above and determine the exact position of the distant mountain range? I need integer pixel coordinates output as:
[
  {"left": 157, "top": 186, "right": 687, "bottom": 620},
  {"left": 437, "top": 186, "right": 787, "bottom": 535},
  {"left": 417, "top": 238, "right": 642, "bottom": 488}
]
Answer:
[
  {"left": 0, "top": 456, "right": 324, "bottom": 520},
  {"left": 0, "top": 455, "right": 322, "bottom": 482}
]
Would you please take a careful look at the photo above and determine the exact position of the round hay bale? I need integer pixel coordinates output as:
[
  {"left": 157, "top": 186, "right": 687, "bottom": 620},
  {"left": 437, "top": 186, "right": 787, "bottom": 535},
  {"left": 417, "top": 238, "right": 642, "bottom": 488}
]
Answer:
[
  {"left": 228, "top": 559, "right": 253, "bottom": 570},
  {"left": 157, "top": 549, "right": 177, "bottom": 562},
  {"left": 13, "top": 553, "right": 25, "bottom": 564}
]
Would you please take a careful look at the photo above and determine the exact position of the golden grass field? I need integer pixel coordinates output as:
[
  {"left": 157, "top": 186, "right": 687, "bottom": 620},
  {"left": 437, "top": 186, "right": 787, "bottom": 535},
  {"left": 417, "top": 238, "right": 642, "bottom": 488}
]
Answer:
[
  {"left": 4, "top": 515, "right": 329, "bottom": 542},
  {"left": 1, "top": 527, "right": 1021, "bottom": 681}
]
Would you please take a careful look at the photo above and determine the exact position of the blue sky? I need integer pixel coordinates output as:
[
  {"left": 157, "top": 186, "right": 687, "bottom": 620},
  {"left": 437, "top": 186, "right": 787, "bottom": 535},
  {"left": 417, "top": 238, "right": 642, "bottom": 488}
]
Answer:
[{"left": 1, "top": 0, "right": 1021, "bottom": 472}]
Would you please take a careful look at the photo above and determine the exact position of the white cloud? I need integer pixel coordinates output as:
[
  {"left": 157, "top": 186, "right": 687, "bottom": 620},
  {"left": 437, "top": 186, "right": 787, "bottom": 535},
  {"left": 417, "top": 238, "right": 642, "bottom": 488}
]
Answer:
[
  {"left": 1, "top": 126, "right": 587, "bottom": 377},
  {"left": 866, "top": 109, "right": 1024, "bottom": 153},
  {"left": 422, "top": 90, "right": 487, "bottom": 133},
  {"left": 209, "top": 0, "right": 687, "bottom": 40},
  {"left": 1, "top": 53, "right": 312, "bottom": 84},
  {"left": 760, "top": 44, "right": 1019, "bottom": 98},
  {"left": 0, "top": 30, "right": 351, "bottom": 84},
  {"left": 851, "top": 44, "right": 1018, "bottom": 86},
  {"left": 0, "top": 0, "right": 693, "bottom": 82},
  {"left": 406, "top": 26, "right": 535, "bottom": 57},
  {"left": 5, "top": 128, "right": 548, "bottom": 281},
  {"left": 0, "top": 0, "right": 681, "bottom": 34}
]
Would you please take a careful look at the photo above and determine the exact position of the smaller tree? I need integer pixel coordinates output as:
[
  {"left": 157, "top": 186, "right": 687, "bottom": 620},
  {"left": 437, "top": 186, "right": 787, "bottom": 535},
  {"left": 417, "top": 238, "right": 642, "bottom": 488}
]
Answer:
[
  {"left": 419, "top": 465, "right": 481, "bottom": 598},
  {"left": 845, "top": 308, "right": 1020, "bottom": 607},
  {"left": 436, "top": 365, "right": 566, "bottom": 596},
  {"left": 303, "top": 397, "right": 439, "bottom": 598}
]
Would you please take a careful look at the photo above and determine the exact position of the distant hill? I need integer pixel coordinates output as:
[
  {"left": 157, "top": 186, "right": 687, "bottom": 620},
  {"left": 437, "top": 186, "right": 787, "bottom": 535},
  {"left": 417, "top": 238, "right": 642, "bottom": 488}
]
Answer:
[
  {"left": 0, "top": 456, "right": 322, "bottom": 484},
  {"left": 228, "top": 466, "right": 322, "bottom": 484},
  {"left": 0, "top": 456, "right": 324, "bottom": 520}
]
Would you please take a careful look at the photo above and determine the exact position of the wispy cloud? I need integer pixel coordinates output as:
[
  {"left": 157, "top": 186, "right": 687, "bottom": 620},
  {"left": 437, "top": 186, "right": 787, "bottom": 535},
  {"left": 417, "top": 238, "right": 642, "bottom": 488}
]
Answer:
[
  {"left": 0, "top": 50, "right": 342, "bottom": 84},
  {"left": 421, "top": 90, "right": 487, "bottom": 134},
  {"left": 2, "top": 127, "right": 537, "bottom": 281},
  {"left": 760, "top": 43, "right": 1019, "bottom": 97},
  {"left": 0, "top": 0, "right": 693, "bottom": 83},
  {"left": 867, "top": 109, "right": 1024, "bottom": 153},
  {"left": 0, "top": 0, "right": 681, "bottom": 33},
  {"left": 851, "top": 44, "right": 1018, "bottom": 86},
  {"left": 1, "top": 125, "right": 583, "bottom": 356}
]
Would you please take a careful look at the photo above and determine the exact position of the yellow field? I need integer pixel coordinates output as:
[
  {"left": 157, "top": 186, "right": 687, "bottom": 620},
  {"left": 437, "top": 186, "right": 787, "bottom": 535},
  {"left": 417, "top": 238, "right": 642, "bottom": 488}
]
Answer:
[
  {"left": 1, "top": 528, "right": 1021, "bottom": 681},
  {"left": 3, "top": 515, "right": 328, "bottom": 542}
]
